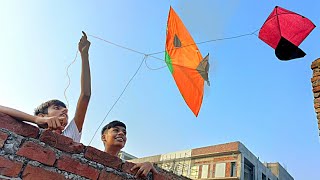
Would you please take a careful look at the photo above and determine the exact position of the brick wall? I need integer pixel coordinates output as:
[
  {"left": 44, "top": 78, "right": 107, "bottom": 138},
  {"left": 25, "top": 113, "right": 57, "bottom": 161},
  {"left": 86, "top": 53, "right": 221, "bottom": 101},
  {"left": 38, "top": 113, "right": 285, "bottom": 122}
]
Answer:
[
  {"left": 0, "top": 112, "right": 189, "bottom": 180},
  {"left": 193, "top": 154, "right": 238, "bottom": 179},
  {"left": 311, "top": 58, "right": 320, "bottom": 135},
  {"left": 191, "top": 141, "right": 239, "bottom": 157}
]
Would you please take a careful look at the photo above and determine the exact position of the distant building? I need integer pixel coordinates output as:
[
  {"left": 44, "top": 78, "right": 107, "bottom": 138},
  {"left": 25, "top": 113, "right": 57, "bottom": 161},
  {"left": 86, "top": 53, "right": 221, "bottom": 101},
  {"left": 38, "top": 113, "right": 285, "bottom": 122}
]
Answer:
[
  {"left": 263, "top": 163, "right": 294, "bottom": 180},
  {"left": 118, "top": 151, "right": 137, "bottom": 161},
  {"left": 130, "top": 141, "right": 294, "bottom": 180}
]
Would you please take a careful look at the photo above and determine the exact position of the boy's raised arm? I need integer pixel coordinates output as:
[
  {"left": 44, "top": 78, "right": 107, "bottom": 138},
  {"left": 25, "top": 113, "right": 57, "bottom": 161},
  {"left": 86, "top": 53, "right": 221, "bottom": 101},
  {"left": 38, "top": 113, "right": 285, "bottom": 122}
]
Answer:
[{"left": 73, "top": 31, "right": 91, "bottom": 132}]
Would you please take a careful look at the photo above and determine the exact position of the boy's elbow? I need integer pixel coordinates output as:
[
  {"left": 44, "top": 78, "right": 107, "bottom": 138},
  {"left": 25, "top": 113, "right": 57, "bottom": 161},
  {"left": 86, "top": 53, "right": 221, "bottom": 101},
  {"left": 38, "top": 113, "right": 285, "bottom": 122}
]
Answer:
[
  {"left": 86, "top": 90, "right": 91, "bottom": 98},
  {"left": 80, "top": 92, "right": 91, "bottom": 101}
]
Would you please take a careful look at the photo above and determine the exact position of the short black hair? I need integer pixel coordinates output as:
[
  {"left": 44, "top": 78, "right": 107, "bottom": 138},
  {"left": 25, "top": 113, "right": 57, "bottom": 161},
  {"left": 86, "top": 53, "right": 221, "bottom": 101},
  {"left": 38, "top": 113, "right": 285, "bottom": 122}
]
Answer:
[
  {"left": 101, "top": 120, "right": 126, "bottom": 135},
  {"left": 34, "top": 99, "right": 66, "bottom": 116}
]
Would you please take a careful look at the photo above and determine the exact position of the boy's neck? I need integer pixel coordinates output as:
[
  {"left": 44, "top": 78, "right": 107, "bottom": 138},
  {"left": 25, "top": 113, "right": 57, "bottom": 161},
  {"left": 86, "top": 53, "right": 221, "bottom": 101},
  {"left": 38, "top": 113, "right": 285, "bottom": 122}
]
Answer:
[{"left": 104, "top": 147, "right": 120, "bottom": 157}]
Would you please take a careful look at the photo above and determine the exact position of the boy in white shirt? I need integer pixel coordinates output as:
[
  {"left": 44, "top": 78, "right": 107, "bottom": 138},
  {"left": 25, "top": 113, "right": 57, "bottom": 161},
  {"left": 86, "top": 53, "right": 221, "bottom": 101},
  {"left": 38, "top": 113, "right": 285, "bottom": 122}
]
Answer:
[{"left": 0, "top": 31, "right": 91, "bottom": 143}]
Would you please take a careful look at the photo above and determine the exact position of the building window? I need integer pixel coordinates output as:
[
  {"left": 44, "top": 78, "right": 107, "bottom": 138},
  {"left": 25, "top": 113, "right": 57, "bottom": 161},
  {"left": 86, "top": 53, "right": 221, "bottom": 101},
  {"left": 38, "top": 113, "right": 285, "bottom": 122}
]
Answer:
[
  {"left": 230, "top": 162, "right": 236, "bottom": 177},
  {"left": 244, "top": 158, "right": 254, "bottom": 180},
  {"left": 215, "top": 163, "right": 226, "bottom": 178},
  {"left": 190, "top": 165, "right": 199, "bottom": 179},
  {"left": 201, "top": 164, "right": 209, "bottom": 179},
  {"left": 262, "top": 173, "right": 266, "bottom": 180}
]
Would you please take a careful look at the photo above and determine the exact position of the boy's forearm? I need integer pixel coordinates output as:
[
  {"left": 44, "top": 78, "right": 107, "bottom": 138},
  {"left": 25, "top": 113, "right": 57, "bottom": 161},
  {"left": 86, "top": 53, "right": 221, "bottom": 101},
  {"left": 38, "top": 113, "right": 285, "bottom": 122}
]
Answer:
[
  {"left": 73, "top": 51, "right": 91, "bottom": 132},
  {"left": 80, "top": 52, "right": 91, "bottom": 97},
  {"left": 0, "top": 105, "right": 36, "bottom": 123}
]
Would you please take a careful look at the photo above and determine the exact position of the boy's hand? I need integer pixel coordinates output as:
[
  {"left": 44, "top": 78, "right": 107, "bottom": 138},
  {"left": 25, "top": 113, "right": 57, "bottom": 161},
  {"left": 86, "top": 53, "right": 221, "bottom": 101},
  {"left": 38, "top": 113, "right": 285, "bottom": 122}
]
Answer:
[
  {"left": 78, "top": 31, "right": 91, "bottom": 54},
  {"left": 35, "top": 116, "right": 66, "bottom": 131},
  {"left": 131, "top": 162, "right": 158, "bottom": 178}
]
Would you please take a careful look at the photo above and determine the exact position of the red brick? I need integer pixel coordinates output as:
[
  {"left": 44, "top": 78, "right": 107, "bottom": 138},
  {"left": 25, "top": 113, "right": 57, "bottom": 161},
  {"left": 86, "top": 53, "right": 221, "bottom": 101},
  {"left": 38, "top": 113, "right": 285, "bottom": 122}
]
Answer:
[
  {"left": 311, "top": 58, "right": 320, "bottom": 69},
  {"left": 313, "top": 81, "right": 320, "bottom": 88},
  {"left": 98, "top": 170, "right": 124, "bottom": 180},
  {"left": 39, "top": 130, "right": 84, "bottom": 154},
  {"left": 313, "top": 69, "right": 320, "bottom": 75},
  {"left": 194, "top": 160, "right": 211, "bottom": 165},
  {"left": 192, "top": 142, "right": 239, "bottom": 156},
  {"left": 0, "top": 112, "right": 39, "bottom": 138},
  {"left": 22, "top": 164, "right": 66, "bottom": 180},
  {"left": 198, "top": 165, "right": 202, "bottom": 179},
  {"left": 56, "top": 155, "right": 99, "bottom": 179},
  {"left": 211, "top": 164, "right": 216, "bottom": 178},
  {"left": 311, "top": 76, "right": 320, "bottom": 82},
  {"left": 225, "top": 162, "right": 231, "bottom": 177},
  {"left": 153, "top": 173, "right": 172, "bottom": 180},
  {"left": 314, "top": 72, "right": 320, "bottom": 77},
  {"left": 0, "top": 131, "right": 8, "bottom": 148},
  {"left": 313, "top": 86, "right": 320, "bottom": 93},
  {"left": 213, "top": 156, "right": 237, "bottom": 162},
  {"left": 0, "top": 156, "right": 23, "bottom": 177},
  {"left": 84, "top": 146, "right": 123, "bottom": 170},
  {"left": 16, "top": 141, "right": 56, "bottom": 166},
  {"left": 154, "top": 168, "right": 189, "bottom": 180},
  {"left": 315, "top": 97, "right": 320, "bottom": 104}
]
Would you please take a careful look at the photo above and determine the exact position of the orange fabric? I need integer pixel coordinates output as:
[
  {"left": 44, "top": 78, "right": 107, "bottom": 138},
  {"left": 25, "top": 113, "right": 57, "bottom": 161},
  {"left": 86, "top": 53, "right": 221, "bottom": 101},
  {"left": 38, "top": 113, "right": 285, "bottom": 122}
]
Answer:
[{"left": 166, "top": 7, "right": 204, "bottom": 116}]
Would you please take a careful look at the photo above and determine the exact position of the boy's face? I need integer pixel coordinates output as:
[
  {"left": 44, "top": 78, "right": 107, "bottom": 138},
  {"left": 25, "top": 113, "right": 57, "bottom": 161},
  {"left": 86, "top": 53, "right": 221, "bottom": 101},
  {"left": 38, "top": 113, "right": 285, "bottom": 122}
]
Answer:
[
  {"left": 47, "top": 105, "right": 69, "bottom": 120},
  {"left": 38, "top": 105, "right": 68, "bottom": 134},
  {"left": 102, "top": 126, "right": 127, "bottom": 149}
]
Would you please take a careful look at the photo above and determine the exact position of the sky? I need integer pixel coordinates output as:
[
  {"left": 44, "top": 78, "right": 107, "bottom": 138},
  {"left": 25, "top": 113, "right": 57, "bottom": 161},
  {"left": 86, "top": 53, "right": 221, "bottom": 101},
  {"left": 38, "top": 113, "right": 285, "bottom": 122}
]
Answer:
[{"left": 0, "top": 0, "right": 319, "bottom": 179}]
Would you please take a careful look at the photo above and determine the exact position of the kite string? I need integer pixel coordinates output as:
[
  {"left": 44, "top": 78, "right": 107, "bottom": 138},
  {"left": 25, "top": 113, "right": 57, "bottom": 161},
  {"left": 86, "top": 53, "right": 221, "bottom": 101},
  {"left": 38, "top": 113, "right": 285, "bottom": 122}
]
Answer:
[
  {"left": 148, "top": 28, "right": 260, "bottom": 56},
  {"left": 86, "top": 29, "right": 260, "bottom": 145},
  {"left": 145, "top": 58, "right": 167, "bottom": 70},
  {"left": 88, "top": 34, "right": 147, "bottom": 56},
  {"left": 88, "top": 55, "right": 148, "bottom": 145},
  {"left": 64, "top": 50, "right": 79, "bottom": 108},
  {"left": 89, "top": 28, "right": 260, "bottom": 71},
  {"left": 195, "top": 28, "right": 260, "bottom": 45},
  {"left": 145, "top": 29, "right": 260, "bottom": 70}
]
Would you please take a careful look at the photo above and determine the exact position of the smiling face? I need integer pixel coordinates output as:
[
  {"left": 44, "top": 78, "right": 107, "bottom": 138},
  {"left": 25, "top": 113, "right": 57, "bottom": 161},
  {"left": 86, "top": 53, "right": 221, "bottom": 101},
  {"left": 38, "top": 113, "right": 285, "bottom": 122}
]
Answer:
[{"left": 102, "top": 126, "right": 127, "bottom": 150}]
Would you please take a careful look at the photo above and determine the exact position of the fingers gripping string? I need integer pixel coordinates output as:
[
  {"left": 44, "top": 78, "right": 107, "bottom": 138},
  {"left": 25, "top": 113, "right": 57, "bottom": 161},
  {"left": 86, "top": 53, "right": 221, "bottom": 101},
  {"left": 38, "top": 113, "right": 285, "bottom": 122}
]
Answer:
[
  {"left": 88, "top": 55, "right": 148, "bottom": 145},
  {"left": 64, "top": 50, "right": 79, "bottom": 108}
]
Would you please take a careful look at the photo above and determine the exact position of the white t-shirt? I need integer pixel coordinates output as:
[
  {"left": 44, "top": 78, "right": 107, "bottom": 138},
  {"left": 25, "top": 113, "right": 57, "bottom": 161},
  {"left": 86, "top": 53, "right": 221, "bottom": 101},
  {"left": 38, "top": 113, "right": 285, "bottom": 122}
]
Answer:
[{"left": 62, "top": 118, "right": 82, "bottom": 143}]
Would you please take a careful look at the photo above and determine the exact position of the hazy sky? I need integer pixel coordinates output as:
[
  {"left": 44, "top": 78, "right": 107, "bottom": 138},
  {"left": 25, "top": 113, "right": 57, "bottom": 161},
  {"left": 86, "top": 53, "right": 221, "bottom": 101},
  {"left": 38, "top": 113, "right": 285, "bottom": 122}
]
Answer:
[{"left": 0, "top": 1, "right": 319, "bottom": 179}]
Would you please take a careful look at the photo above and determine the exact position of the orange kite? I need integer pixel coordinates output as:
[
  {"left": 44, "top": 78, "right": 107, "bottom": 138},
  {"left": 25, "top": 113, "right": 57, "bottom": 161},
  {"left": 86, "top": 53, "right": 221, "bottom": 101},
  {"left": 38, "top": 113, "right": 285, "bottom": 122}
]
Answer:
[{"left": 165, "top": 7, "right": 209, "bottom": 116}]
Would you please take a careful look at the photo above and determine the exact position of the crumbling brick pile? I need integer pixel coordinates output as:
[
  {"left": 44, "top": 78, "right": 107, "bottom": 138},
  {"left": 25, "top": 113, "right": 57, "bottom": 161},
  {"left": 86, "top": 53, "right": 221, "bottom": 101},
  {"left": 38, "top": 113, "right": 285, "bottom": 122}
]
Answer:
[{"left": 311, "top": 58, "right": 320, "bottom": 136}]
